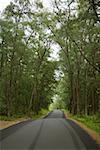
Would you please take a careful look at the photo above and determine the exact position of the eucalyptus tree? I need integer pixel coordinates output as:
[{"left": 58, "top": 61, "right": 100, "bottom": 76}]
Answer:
[
  {"left": 0, "top": 0, "right": 99, "bottom": 117},
  {"left": 0, "top": 0, "right": 57, "bottom": 116},
  {"left": 44, "top": 0, "right": 100, "bottom": 115}
]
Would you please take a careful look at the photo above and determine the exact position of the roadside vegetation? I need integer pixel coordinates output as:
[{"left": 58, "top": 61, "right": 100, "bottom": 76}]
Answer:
[
  {"left": 67, "top": 113, "right": 100, "bottom": 134},
  {"left": 0, "top": 109, "right": 49, "bottom": 129},
  {"left": 0, "top": 109, "right": 49, "bottom": 121}
]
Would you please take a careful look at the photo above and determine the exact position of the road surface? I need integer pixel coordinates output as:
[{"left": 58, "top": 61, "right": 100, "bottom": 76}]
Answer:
[{"left": 0, "top": 110, "right": 99, "bottom": 150}]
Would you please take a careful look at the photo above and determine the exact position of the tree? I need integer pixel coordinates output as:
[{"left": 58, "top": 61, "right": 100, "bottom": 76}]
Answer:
[{"left": 0, "top": 0, "right": 57, "bottom": 116}]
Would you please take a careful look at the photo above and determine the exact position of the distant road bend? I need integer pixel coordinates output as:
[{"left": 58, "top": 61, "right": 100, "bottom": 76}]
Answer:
[{"left": 0, "top": 110, "right": 100, "bottom": 150}]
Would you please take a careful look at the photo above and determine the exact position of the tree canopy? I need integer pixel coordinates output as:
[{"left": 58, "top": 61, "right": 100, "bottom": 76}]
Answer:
[{"left": 0, "top": 0, "right": 100, "bottom": 117}]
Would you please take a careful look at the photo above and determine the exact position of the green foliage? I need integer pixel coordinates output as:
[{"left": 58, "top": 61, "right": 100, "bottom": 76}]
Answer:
[
  {"left": 48, "top": 0, "right": 100, "bottom": 115},
  {"left": 0, "top": 0, "right": 57, "bottom": 117},
  {"left": 31, "top": 109, "right": 49, "bottom": 119},
  {"left": 0, "top": 109, "right": 48, "bottom": 121},
  {"left": 0, "top": 0, "right": 99, "bottom": 119},
  {"left": 70, "top": 115, "right": 100, "bottom": 134}
]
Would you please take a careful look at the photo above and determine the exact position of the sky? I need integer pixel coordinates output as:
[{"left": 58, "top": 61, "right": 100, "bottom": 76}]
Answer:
[
  {"left": 0, "top": 0, "right": 11, "bottom": 12},
  {"left": 0, "top": 0, "right": 52, "bottom": 12}
]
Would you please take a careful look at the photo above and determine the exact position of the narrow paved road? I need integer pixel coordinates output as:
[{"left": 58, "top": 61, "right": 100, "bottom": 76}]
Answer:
[{"left": 0, "top": 110, "right": 99, "bottom": 150}]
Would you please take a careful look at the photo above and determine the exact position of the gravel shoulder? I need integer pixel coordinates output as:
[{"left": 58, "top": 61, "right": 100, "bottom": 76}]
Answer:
[{"left": 0, "top": 118, "right": 29, "bottom": 129}]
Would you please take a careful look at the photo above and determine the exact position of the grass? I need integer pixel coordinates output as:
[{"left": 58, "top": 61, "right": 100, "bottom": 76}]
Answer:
[
  {"left": 32, "top": 109, "right": 49, "bottom": 120},
  {"left": 0, "top": 109, "right": 49, "bottom": 121},
  {"left": 67, "top": 112, "right": 100, "bottom": 134},
  {"left": 0, "top": 114, "right": 28, "bottom": 121}
]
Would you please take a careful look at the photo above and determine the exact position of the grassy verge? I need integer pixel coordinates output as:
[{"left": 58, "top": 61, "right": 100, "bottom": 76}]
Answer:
[
  {"left": 0, "top": 114, "right": 30, "bottom": 121},
  {"left": 0, "top": 109, "right": 49, "bottom": 121},
  {"left": 65, "top": 111, "right": 100, "bottom": 135},
  {"left": 0, "top": 109, "right": 49, "bottom": 129},
  {"left": 31, "top": 109, "right": 49, "bottom": 120}
]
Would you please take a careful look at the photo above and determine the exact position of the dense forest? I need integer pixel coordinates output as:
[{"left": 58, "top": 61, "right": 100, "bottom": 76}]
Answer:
[{"left": 0, "top": 0, "right": 100, "bottom": 117}]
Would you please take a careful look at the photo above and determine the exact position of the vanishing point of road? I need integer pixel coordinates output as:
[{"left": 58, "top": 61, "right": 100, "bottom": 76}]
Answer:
[{"left": 0, "top": 110, "right": 100, "bottom": 150}]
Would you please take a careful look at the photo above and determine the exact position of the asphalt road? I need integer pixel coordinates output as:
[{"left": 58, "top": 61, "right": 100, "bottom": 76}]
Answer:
[{"left": 0, "top": 110, "right": 99, "bottom": 150}]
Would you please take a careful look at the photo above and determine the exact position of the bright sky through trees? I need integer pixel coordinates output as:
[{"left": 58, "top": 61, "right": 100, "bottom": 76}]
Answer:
[
  {"left": 0, "top": 0, "right": 51, "bottom": 12},
  {"left": 0, "top": 0, "right": 60, "bottom": 59}
]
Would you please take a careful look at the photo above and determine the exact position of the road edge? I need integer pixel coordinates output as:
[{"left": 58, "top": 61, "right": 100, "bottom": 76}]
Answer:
[{"left": 64, "top": 114, "right": 100, "bottom": 146}]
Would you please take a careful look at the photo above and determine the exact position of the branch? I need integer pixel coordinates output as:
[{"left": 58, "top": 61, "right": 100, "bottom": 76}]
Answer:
[
  {"left": 69, "top": 37, "right": 100, "bottom": 73},
  {"left": 68, "top": 0, "right": 75, "bottom": 7},
  {"left": 50, "top": 4, "right": 100, "bottom": 73},
  {"left": 28, "top": 43, "right": 48, "bottom": 111},
  {"left": 89, "top": 0, "right": 100, "bottom": 22}
]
